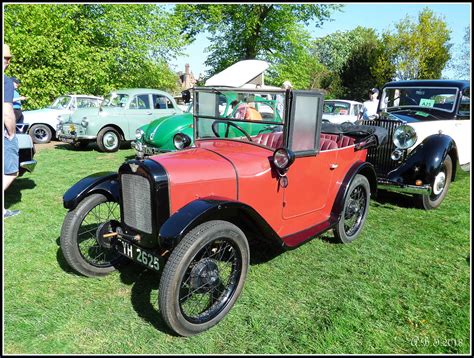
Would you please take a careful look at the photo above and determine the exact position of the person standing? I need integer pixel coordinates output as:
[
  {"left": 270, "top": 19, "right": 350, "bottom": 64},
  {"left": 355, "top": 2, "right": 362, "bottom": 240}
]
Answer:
[
  {"left": 12, "top": 77, "right": 26, "bottom": 124},
  {"left": 3, "top": 43, "right": 20, "bottom": 218},
  {"left": 358, "top": 87, "right": 380, "bottom": 121}
]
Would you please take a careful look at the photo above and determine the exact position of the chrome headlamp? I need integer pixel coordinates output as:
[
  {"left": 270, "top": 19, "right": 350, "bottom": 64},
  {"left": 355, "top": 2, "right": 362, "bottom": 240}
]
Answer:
[
  {"left": 81, "top": 117, "right": 89, "bottom": 127},
  {"left": 273, "top": 148, "right": 295, "bottom": 171},
  {"left": 135, "top": 128, "right": 145, "bottom": 140},
  {"left": 393, "top": 125, "right": 417, "bottom": 149},
  {"left": 173, "top": 133, "right": 191, "bottom": 150}
]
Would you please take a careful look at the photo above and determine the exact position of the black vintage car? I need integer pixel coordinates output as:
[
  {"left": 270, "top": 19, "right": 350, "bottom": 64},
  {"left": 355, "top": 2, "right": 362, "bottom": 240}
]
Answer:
[
  {"left": 360, "top": 80, "right": 470, "bottom": 209},
  {"left": 16, "top": 123, "right": 37, "bottom": 176}
]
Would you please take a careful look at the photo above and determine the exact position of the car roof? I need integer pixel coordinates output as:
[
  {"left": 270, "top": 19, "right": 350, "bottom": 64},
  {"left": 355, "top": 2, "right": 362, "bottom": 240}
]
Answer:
[
  {"left": 112, "top": 88, "right": 173, "bottom": 96},
  {"left": 65, "top": 94, "right": 102, "bottom": 99},
  {"left": 324, "top": 99, "right": 362, "bottom": 105},
  {"left": 383, "top": 80, "right": 470, "bottom": 91}
]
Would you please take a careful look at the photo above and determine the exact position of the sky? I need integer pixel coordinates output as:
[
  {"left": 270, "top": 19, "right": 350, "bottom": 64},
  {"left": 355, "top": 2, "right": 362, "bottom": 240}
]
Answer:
[{"left": 170, "top": 2, "right": 471, "bottom": 79}]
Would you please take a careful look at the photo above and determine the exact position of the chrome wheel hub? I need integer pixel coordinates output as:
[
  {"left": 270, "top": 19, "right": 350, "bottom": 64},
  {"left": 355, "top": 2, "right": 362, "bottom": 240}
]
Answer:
[{"left": 433, "top": 171, "right": 446, "bottom": 195}]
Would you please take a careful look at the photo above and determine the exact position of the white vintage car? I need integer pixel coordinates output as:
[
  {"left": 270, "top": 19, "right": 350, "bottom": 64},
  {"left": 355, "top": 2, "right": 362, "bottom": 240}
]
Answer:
[
  {"left": 361, "top": 79, "right": 470, "bottom": 210},
  {"left": 23, "top": 94, "right": 103, "bottom": 144},
  {"left": 322, "top": 99, "right": 363, "bottom": 124}
]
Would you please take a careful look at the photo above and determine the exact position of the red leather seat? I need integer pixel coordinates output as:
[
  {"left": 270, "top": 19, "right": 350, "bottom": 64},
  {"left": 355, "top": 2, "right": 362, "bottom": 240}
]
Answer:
[
  {"left": 319, "top": 137, "right": 338, "bottom": 150},
  {"left": 320, "top": 133, "right": 355, "bottom": 148},
  {"left": 253, "top": 132, "right": 284, "bottom": 149}
]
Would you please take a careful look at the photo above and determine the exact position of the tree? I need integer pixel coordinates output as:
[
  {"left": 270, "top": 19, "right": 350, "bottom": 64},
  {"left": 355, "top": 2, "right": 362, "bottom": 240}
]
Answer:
[
  {"left": 447, "top": 26, "right": 470, "bottom": 79},
  {"left": 173, "top": 4, "right": 342, "bottom": 88},
  {"left": 382, "top": 8, "right": 451, "bottom": 80},
  {"left": 312, "top": 27, "right": 391, "bottom": 98},
  {"left": 4, "top": 4, "right": 187, "bottom": 109}
]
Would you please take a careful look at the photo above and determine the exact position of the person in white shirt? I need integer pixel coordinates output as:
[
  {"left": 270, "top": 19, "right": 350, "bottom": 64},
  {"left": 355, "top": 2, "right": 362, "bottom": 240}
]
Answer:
[{"left": 358, "top": 88, "right": 379, "bottom": 121}]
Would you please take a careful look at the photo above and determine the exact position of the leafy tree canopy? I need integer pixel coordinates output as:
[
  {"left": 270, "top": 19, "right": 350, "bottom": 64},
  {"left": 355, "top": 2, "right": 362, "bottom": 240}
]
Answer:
[
  {"left": 382, "top": 8, "right": 452, "bottom": 80},
  {"left": 174, "top": 4, "right": 342, "bottom": 88},
  {"left": 4, "top": 4, "right": 187, "bottom": 109}
]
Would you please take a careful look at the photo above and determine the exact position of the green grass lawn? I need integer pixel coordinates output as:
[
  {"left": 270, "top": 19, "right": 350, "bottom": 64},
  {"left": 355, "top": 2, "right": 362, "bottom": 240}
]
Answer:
[{"left": 3, "top": 143, "right": 471, "bottom": 354}]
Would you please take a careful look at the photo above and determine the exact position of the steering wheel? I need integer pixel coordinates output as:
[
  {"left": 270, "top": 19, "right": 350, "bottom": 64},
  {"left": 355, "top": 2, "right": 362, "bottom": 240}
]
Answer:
[{"left": 211, "top": 120, "right": 253, "bottom": 142}]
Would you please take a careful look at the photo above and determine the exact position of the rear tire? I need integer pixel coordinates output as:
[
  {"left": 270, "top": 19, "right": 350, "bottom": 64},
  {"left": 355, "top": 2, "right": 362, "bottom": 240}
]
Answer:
[
  {"left": 159, "top": 220, "right": 249, "bottom": 336},
  {"left": 97, "top": 126, "right": 122, "bottom": 152},
  {"left": 334, "top": 174, "right": 370, "bottom": 243}
]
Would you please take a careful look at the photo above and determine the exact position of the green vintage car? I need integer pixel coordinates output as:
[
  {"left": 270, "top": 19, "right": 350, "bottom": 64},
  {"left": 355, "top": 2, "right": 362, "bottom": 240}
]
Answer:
[
  {"left": 56, "top": 88, "right": 181, "bottom": 152},
  {"left": 133, "top": 91, "right": 283, "bottom": 156}
]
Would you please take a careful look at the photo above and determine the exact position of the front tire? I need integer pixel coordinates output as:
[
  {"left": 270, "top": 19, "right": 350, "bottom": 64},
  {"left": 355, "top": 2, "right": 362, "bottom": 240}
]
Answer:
[
  {"left": 97, "top": 126, "right": 122, "bottom": 152},
  {"left": 60, "top": 193, "right": 128, "bottom": 277},
  {"left": 334, "top": 174, "right": 370, "bottom": 243},
  {"left": 417, "top": 154, "right": 453, "bottom": 210},
  {"left": 159, "top": 220, "right": 250, "bottom": 336},
  {"left": 29, "top": 123, "right": 53, "bottom": 144}
]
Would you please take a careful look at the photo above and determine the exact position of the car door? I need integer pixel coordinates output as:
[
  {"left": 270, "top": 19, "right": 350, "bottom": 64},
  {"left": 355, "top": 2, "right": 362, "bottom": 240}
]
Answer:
[
  {"left": 282, "top": 91, "right": 337, "bottom": 220},
  {"left": 453, "top": 88, "right": 471, "bottom": 166},
  {"left": 124, "top": 93, "right": 155, "bottom": 139}
]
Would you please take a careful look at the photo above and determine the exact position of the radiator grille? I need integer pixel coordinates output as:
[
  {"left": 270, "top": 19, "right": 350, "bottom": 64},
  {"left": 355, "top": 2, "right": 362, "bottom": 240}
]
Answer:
[
  {"left": 121, "top": 174, "right": 153, "bottom": 234},
  {"left": 361, "top": 119, "right": 403, "bottom": 178}
]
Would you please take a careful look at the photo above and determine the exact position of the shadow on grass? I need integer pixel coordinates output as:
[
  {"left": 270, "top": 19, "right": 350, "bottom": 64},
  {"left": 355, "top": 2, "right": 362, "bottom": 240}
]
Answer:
[
  {"left": 54, "top": 238, "right": 175, "bottom": 335},
  {"left": 4, "top": 177, "right": 36, "bottom": 209},
  {"left": 373, "top": 190, "right": 417, "bottom": 209},
  {"left": 53, "top": 141, "right": 132, "bottom": 152}
]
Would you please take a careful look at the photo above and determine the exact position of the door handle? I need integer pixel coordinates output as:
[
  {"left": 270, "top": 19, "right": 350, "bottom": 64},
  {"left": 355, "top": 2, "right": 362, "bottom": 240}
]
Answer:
[
  {"left": 330, "top": 163, "right": 338, "bottom": 170},
  {"left": 145, "top": 111, "right": 152, "bottom": 115}
]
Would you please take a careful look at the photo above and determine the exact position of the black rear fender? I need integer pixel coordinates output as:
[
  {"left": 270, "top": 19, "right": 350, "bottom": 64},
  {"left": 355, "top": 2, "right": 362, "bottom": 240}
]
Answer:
[
  {"left": 63, "top": 172, "right": 119, "bottom": 210},
  {"left": 330, "top": 161, "right": 377, "bottom": 221}
]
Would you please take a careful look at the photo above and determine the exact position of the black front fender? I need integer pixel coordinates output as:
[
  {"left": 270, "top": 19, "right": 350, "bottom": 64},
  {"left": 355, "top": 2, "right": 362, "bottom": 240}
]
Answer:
[
  {"left": 63, "top": 172, "right": 119, "bottom": 210},
  {"left": 387, "top": 134, "right": 456, "bottom": 186},
  {"left": 158, "top": 199, "right": 283, "bottom": 250}
]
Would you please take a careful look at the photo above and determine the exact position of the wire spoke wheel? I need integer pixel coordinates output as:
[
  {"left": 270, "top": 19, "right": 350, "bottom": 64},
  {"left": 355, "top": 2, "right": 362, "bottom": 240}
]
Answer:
[
  {"left": 334, "top": 174, "right": 370, "bottom": 244},
  {"left": 159, "top": 220, "right": 249, "bottom": 336},
  {"left": 179, "top": 239, "right": 241, "bottom": 323},
  {"left": 343, "top": 185, "right": 367, "bottom": 237},
  {"left": 77, "top": 201, "right": 122, "bottom": 267},
  {"left": 60, "top": 193, "right": 129, "bottom": 277}
]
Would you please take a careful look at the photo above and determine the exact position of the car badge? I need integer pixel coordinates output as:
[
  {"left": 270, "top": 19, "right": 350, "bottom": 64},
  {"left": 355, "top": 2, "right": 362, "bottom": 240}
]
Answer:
[{"left": 129, "top": 163, "right": 139, "bottom": 173}]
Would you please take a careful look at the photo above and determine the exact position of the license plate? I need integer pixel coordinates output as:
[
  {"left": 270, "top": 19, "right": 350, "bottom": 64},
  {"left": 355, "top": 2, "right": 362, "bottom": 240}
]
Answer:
[{"left": 116, "top": 237, "right": 161, "bottom": 272}]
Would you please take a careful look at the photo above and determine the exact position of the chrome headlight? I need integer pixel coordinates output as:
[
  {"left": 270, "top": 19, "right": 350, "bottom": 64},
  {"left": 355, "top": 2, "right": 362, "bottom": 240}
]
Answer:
[
  {"left": 173, "top": 133, "right": 191, "bottom": 150},
  {"left": 393, "top": 125, "right": 417, "bottom": 149},
  {"left": 273, "top": 148, "right": 295, "bottom": 171},
  {"left": 135, "top": 128, "right": 144, "bottom": 140},
  {"left": 81, "top": 117, "right": 89, "bottom": 127}
]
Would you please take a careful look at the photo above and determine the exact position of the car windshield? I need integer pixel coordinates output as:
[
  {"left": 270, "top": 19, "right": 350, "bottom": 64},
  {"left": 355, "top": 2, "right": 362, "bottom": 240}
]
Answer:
[
  {"left": 194, "top": 89, "right": 285, "bottom": 149},
  {"left": 102, "top": 93, "right": 129, "bottom": 108},
  {"left": 50, "top": 96, "right": 71, "bottom": 109},
  {"left": 323, "top": 101, "right": 350, "bottom": 115},
  {"left": 380, "top": 86, "right": 459, "bottom": 113}
]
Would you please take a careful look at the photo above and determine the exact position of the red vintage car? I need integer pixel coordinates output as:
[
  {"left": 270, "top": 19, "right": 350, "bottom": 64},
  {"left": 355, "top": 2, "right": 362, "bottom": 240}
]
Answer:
[{"left": 60, "top": 87, "right": 386, "bottom": 336}]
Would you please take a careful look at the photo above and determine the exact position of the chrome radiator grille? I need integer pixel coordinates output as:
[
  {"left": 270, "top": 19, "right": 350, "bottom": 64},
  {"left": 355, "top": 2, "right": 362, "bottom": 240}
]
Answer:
[
  {"left": 361, "top": 118, "right": 403, "bottom": 178},
  {"left": 121, "top": 174, "right": 153, "bottom": 234}
]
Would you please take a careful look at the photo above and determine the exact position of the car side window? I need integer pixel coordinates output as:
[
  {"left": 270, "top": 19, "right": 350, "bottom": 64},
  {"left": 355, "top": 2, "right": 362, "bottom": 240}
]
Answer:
[
  {"left": 77, "top": 98, "right": 100, "bottom": 108},
  {"left": 458, "top": 89, "right": 470, "bottom": 117},
  {"left": 153, "top": 95, "right": 174, "bottom": 109},
  {"left": 130, "top": 95, "right": 151, "bottom": 110}
]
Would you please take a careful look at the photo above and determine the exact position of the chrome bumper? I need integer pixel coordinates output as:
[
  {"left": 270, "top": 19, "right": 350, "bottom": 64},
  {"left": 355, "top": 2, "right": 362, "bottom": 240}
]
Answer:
[
  {"left": 377, "top": 179, "right": 432, "bottom": 195},
  {"left": 20, "top": 160, "right": 37, "bottom": 173},
  {"left": 57, "top": 133, "right": 96, "bottom": 143},
  {"left": 132, "top": 141, "right": 170, "bottom": 158}
]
